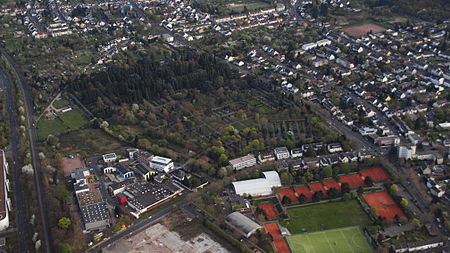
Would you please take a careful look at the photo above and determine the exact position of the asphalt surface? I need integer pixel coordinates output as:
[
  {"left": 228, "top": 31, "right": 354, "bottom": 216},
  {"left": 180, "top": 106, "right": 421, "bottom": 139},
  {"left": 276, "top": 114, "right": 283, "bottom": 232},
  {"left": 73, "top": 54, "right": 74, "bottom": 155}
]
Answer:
[
  {"left": 0, "top": 66, "right": 31, "bottom": 252},
  {"left": 0, "top": 48, "right": 54, "bottom": 253}
]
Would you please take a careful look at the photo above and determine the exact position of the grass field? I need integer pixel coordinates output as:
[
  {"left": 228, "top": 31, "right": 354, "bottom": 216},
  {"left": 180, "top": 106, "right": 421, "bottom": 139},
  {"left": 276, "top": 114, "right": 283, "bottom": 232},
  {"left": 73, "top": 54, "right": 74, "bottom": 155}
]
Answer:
[
  {"left": 286, "top": 226, "right": 373, "bottom": 253},
  {"left": 52, "top": 98, "right": 69, "bottom": 109},
  {"left": 283, "top": 200, "right": 371, "bottom": 233},
  {"left": 37, "top": 109, "right": 89, "bottom": 140}
]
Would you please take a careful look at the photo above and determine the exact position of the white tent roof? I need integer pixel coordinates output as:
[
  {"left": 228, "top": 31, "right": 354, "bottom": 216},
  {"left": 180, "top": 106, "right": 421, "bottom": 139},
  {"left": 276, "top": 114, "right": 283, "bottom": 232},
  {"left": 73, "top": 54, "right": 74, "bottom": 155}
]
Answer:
[{"left": 232, "top": 171, "right": 280, "bottom": 196}]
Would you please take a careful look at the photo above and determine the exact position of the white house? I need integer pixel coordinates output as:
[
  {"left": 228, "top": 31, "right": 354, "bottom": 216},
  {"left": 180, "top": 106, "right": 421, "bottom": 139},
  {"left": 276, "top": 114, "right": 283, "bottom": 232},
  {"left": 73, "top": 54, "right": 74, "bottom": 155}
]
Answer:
[{"left": 274, "top": 147, "right": 290, "bottom": 160}]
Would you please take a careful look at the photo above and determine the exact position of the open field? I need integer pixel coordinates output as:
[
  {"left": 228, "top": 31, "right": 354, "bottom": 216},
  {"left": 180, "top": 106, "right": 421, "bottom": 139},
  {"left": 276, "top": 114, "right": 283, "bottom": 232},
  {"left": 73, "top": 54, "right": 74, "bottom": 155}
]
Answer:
[
  {"left": 62, "top": 156, "right": 85, "bottom": 177},
  {"left": 286, "top": 226, "right": 373, "bottom": 253},
  {"left": 362, "top": 191, "right": 406, "bottom": 221},
  {"left": 52, "top": 98, "right": 69, "bottom": 109},
  {"left": 58, "top": 128, "right": 130, "bottom": 156},
  {"left": 283, "top": 200, "right": 371, "bottom": 233},
  {"left": 343, "top": 23, "right": 386, "bottom": 37},
  {"left": 37, "top": 108, "right": 89, "bottom": 140}
]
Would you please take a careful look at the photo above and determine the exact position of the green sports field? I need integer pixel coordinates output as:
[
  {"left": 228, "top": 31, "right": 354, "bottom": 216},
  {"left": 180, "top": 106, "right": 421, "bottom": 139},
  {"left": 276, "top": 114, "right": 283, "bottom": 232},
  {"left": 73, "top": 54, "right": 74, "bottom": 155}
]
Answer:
[
  {"left": 286, "top": 226, "right": 373, "bottom": 253},
  {"left": 283, "top": 200, "right": 371, "bottom": 233}
]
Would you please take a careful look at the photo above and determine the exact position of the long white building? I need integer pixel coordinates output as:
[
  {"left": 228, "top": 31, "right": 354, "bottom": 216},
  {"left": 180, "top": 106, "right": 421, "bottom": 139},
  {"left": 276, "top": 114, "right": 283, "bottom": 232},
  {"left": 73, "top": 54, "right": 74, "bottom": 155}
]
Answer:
[
  {"left": 0, "top": 150, "right": 10, "bottom": 231},
  {"left": 232, "top": 171, "right": 281, "bottom": 196}
]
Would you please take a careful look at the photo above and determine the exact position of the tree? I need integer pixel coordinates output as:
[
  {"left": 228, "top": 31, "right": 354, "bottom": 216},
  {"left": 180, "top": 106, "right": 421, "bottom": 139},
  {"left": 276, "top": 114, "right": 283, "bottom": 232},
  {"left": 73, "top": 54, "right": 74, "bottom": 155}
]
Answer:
[
  {"left": 298, "top": 193, "right": 307, "bottom": 203},
  {"left": 58, "top": 243, "right": 72, "bottom": 253},
  {"left": 321, "top": 167, "right": 333, "bottom": 178},
  {"left": 400, "top": 198, "right": 409, "bottom": 207},
  {"left": 394, "top": 214, "right": 400, "bottom": 223},
  {"left": 390, "top": 184, "right": 398, "bottom": 194},
  {"left": 341, "top": 182, "right": 350, "bottom": 193},
  {"left": 281, "top": 196, "right": 292, "bottom": 205},
  {"left": 58, "top": 217, "right": 71, "bottom": 229},
  {"left": 280, "top": 172, "right": 294, "bottom": 185},
  {"left": 364, "top": 176, "right": 374, "bottom": 186},
  {"left": 327, "top": 187, "right": 338, "bottom": 198},
  {"left": 370, "top": 207, "right": 378, "bottom": 217},
  {"left": 312, "top": 191, "right": 324, "bottom": 202},
  {"left": 412, "top": 218, "right": 420, "bottom": 226}
]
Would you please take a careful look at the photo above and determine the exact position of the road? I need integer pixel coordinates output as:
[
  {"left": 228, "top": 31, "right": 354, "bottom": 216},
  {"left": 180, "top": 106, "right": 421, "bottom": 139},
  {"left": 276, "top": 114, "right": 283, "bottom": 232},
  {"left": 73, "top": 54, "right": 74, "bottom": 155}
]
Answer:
[
  {"left": 0, "top": 47, "right": 54, "bottom": 252},
  {"left": 0, "top": 66, "right": 31, "bottom": 252}
]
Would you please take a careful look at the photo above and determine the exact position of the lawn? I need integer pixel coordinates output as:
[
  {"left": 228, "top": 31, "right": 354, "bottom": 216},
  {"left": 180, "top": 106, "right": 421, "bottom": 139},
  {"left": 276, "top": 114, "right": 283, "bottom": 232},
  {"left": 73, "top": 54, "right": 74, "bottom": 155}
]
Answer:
[
  {"left": 60, "top": 109, "right": 89, "bottom": 130},
  {"left": 37, "top": 109, "right": 89, "bottom": 140},
  {"left": 283, "top": 200, "right": 371, "bottom": 233},
  {"left": 37, "top": 118, "right": 69, "bottom": 141},
  {"left": 52, "top": 99, "right": 70, "bottom": 109},
  {"left": 286, "top": 226, "right": 373, "bottom": 253}
]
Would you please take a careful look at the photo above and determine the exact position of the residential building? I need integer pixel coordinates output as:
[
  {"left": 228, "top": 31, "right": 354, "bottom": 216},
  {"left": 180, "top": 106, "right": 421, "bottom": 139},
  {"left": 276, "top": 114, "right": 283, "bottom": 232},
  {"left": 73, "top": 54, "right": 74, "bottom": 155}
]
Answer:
[
  {"left": 274, "top": 147, "right": 290, "bottom": 160},
  {"left": 229, "top": 154, "right": 257, "bottom": 170},
  {"left": 398, "top": 145, "right": 416, "bottom": 160},
  {"left": 327, "top": 143, "right": 343, "bottom": 153},
  {"left": 391, "top": 237, "right": 444, "bottom": 253},
  {"left": 290, "top": 148, "right": 303, "bottom": 158},
  {"left": 258, "top": 153, "right": 275, "bottom": 163}
]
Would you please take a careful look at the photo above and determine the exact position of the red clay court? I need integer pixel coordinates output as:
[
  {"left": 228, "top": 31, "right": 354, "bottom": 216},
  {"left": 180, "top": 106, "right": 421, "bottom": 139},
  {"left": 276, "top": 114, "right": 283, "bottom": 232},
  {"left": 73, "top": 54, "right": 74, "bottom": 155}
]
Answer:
[
  {"left": 322, "top": 178, "right": 341, "bottom": 192},
  {"left": 278, "top": 188, "right": 298, "bottom": 203},
  {"left": 265, "top": 222, "right": 282, "bottom": 239},
  {"left": 309, "top": 182, "right": 327, "bottom": 195},
  {"left": 294, "top": 185, "right": 312, "bottom": 200},
  {"left": 362, "top": 191, "right": 406, "bottom": 221},
  {"left": 360, "top": 167, "right": 389, "bottom": 181},
  {"left": 273, "top": 238, "right": 291, "bottom": 253},
  {"left": 339, "top": 174, "right": 365, "bottom": 188},
  {"left": 259, "top": 202, "right": 278, "bottom": 220}
]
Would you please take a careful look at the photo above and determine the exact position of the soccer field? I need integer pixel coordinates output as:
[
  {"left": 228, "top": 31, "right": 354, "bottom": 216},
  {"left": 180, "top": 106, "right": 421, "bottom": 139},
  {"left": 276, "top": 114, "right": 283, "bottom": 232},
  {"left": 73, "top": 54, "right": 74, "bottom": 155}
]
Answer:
[
  {"left": 283, "top": 200, "right": 371, "bottom": 233},
  {"left": 287, "top": 226, "right": 373, "bottom": 253}
]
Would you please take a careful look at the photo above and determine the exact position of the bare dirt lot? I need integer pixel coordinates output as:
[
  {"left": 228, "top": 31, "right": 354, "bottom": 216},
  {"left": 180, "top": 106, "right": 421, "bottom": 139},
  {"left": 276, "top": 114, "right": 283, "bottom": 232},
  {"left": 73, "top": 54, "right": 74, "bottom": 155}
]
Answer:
[
  {"left": 103, "top": 223, "right": 230, "bottom": 253},
  {"left": 62, "top": 156, "right": 84, "bottom": 176},
  {"left": 343, "top": 23, "right": 386, "bottom": 37}
]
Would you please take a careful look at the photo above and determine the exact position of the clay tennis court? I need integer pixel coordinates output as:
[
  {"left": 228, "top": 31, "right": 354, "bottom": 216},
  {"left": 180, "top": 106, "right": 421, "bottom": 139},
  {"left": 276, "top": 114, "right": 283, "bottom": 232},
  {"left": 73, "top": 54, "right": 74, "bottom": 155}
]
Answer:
[
  {"left": 273, "top": 238, "right": 291, "bottom": 253},
  {"left": 308, "top": 182, "right": 327, "bottom": 195},
  {"left": 265, "top": 222, "right": 282, "bottom": 239},
  {"left": 322, "top": 178, "right": 341, "bottom": 192},
  {"left": 360, "top": 167, "right": 389, "bottom": 181},
  {"left": 338, "top": 174, "right": 365, "bottom": 188},
  {"left": 62, "top": 156, "right": 85, "bottom": 177},
  {"left": 278, "top": 188, "right": 298, "bottom": 203},
  {"left": 259, "top": 202, "right": 278, "bottom": 220},
  {"left": 294, "top": 186, "right": 312, "bottom": 200},
  {"left": 343, "top": 23, "right": 386, "bottom": 37},
  {"left": 362, "top": 191, "right": 406, "bottom": 221}
]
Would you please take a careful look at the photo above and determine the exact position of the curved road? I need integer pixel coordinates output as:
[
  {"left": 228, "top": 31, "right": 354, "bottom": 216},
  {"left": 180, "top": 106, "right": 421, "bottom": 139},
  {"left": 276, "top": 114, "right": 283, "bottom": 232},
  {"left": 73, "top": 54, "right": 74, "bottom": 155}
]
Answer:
[
  {"left": 0, "top": 67, "right": 31, "bottom": 252},
  {"left": 0, "top": 48, "right": 54, "bottom": 253}
]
